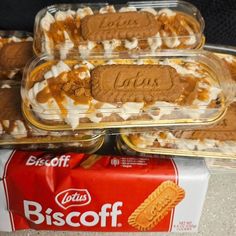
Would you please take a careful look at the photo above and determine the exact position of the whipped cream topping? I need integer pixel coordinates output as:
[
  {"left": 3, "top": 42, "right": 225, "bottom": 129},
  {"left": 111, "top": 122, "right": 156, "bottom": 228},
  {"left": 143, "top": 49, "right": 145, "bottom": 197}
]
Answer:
[
  {"left": 158, "top": 8, "right": 176, "bottom": 17},
  {"left": 147, "top": 33, "right": 162, "bottom": 52},
  {"left": 140, "top": 7, "right": 157, "bottom": 15},
  {"left": 28, "top": 59, "right": 223, "bottom": 129},
  {"left": 119, "top": 6, "right": 137, "bottom": 12},
  {"left": 39, "top": 5, "right": 201, "bottom": 56},
  {"left": 99, "top": 5, "right": 116, "bottom": 14},
  {"left": 41, "top": 12, "right": 55, "bottom": 31},
  {"left": 55, "top": 10, "right": 75, "bottom": 21},
  {"left": 124, "top": 38, "right": 138, "bottom": 50},
  {"left": 102, "top": 39, "right": 121, "bottom": 56},
  {"left": 76, "top": 7, "right": 93, "bottom": 19},
  {"left": 78, "top": 41, "right": 96, "bottom": 58}
]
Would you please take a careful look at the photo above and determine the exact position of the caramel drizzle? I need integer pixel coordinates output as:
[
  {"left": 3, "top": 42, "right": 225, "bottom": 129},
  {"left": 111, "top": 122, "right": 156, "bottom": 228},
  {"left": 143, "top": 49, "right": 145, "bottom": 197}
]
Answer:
[
  {"left": 36, "top": 67, "right": 91, "bottom": 117},
  {"left": 46, "top": 17, "right": 81, "bottom": 45}
]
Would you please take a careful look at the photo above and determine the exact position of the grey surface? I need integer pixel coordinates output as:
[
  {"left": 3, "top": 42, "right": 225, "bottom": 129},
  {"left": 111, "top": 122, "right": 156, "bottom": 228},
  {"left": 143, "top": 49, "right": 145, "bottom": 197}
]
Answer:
[{"left": 1, "top": 172, "right": 236, "bottom": 236}]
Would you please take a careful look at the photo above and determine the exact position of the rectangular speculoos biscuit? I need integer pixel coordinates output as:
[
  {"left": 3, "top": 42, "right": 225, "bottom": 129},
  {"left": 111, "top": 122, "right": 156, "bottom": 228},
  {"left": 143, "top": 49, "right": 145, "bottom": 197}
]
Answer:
[
  {"left": 81, "top": 11, "right": 160, "bottom": 41},
  {"left": 91, "top": 64, "right": 184, "bottom": 103},
  {"left": 128, "top": 181, "right": 185, "bottom": 231}
]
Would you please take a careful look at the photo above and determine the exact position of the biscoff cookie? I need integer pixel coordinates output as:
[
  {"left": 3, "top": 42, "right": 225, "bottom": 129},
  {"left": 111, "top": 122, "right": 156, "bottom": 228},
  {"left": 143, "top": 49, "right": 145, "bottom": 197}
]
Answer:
[
  {"left": 128, "top": 181, "right": 185, "bottom": 231},
  {"left": 91, "top": 64, "right": 183, "bottom": 103},
  {"left": 81, "top": 11, "right": 160, "bottom": 41},
  {"left": 0, "top": 41, "right": 33, "bottom": 70}
]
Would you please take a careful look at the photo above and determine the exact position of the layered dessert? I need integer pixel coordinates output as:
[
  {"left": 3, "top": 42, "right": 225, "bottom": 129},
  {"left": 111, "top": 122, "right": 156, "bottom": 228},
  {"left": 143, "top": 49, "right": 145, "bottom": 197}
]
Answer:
[
  {"left": 23, "top": 55, "right": 227, "bottom": 130},
  {"left": 122, "top": 102, "right": 236, "bottom": 156},
  {"left": 0, "top": 32, "right": 33, "bottom": 80},
  {"left": 0, "top": 83, "right": 102, "bottom": 151},
  {"left": 215, "top": 53, "right": 236, "bottom": 82},
  {"left": 34, "top": 4, "right": 203, "bottom": 57}
]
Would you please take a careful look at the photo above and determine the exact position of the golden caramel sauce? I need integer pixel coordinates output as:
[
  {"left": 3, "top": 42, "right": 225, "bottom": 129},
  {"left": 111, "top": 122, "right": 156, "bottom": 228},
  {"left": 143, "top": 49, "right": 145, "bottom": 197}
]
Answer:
[
  {"left": 177, "top": 76, "right": 198, "bottom": 105},
  {"left": 36, "top": 86, "right": 51, "bottom": 103},
  {"left": 64, "top": 17, "right": 81, "bottom": 45},
  {"left": 156, "top": 12, "right": 200, "bottom": 47},
  {"left": 47, "top": 16, "right": 82, "bottom": 47},
  {"left": 35, "top": 66, "right": 92, "bottom": 117},
  {"left": 47, "top": 21, "right": 65, "bottom": 44},
  {"left": 159, "top": 132, "right": 167, "bottom": 139},
  {"left": 157, "top": 12, "right": 199, "bottom": 35},
  {"left": 28, "top": 62, "right": 58, "bottom": 89},
  {"left": 197, "top": 88, "right": 209, "bottom": 101}
]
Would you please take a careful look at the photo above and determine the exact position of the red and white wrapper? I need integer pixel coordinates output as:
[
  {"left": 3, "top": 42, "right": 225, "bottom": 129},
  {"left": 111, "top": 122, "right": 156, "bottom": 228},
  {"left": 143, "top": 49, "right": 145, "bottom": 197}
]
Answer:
[{"left": 0, "top": 149, "right": 209, "bottom": 232}]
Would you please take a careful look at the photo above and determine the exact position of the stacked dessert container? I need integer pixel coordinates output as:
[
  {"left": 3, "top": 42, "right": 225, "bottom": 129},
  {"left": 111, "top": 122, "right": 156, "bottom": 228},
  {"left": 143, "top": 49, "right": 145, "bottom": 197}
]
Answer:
[
  {"left": 1, "top": 1, "right": 236, "bottom": 160},
  {"left": 0, "top": 1, "right": 236, "bottom": 234}
]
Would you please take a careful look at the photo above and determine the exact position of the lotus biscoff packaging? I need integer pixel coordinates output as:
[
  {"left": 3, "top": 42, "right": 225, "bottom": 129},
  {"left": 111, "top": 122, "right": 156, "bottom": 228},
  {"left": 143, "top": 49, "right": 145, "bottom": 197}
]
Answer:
[{"left": 0, "top": 150, "right": 209, "bottom": 232}]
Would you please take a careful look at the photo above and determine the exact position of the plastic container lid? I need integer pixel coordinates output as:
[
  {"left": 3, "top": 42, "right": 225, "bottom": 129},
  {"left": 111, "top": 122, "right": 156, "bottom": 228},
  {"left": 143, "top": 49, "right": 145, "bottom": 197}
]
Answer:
[
  {"left": 33, "top": 1, "right": 205, "bottom": 58},
  {"left": 22, "top": 50, "right": 234, "bottom": 131},
  {"left": 119, "top": 102, "right": 236, "bottom": 160}
]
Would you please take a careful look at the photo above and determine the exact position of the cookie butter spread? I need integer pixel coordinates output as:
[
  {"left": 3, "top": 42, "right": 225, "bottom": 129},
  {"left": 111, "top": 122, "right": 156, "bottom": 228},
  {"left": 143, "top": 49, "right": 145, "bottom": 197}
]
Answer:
[
  {"left": 35, "top": 5, "right": 203, "bottom": 57},
  {"left": 26, "top": 58, "right": 223, "bottom": 129},
  {"left": 126, "top": 103, "right": 236, "bottom": 153}
]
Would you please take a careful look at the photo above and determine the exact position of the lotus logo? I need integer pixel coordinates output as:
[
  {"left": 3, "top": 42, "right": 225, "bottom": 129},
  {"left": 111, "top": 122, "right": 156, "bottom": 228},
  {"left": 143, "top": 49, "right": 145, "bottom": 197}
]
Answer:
[{"left": 55, "top": 189, "right": 91, "bottom": 210}]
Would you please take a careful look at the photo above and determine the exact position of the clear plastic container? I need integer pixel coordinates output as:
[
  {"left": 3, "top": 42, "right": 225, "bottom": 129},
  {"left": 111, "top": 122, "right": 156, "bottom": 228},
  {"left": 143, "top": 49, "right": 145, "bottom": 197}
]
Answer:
[
  {"left": 0, "top": 31, "right": 33, "bottom": 80},
  {"left": 118, "top": 102, "right": 236, "bottom": 160},
  {"left": 33, "top": 1, "right": 205, "bottom": 57},
  {"left": 22, "top": 50, "right": 234, "bottom": 131},
  {"left": 0, "top": 80, "right": 104, "bottom": 152},
  {"left": 204, "top": 44, "right": 236, "bottom": 91}
]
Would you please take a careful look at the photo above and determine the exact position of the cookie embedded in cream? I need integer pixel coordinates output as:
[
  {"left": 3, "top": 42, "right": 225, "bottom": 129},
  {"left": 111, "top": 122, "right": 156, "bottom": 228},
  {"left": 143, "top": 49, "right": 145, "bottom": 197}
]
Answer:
[
  {"left": 35, "top": 4, "right": 204, "bottom": 56},
  {"left": 25, "top": 55, "right": 226, "bottom": 130}
]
